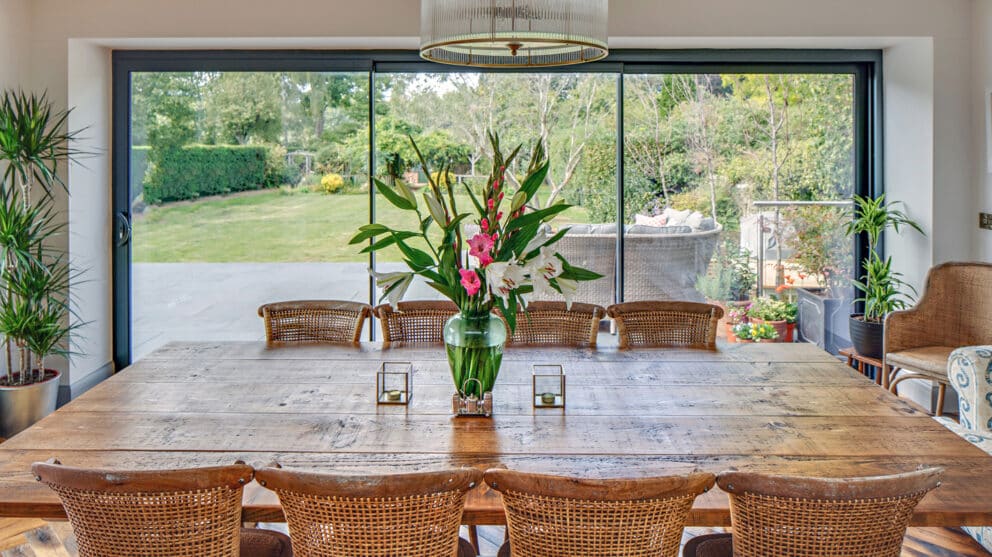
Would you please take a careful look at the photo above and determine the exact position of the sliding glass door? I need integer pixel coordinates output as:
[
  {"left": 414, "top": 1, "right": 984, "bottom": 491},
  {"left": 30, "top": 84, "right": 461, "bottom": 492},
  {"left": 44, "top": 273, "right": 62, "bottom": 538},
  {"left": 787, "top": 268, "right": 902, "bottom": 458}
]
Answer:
[{"left": 113, "top": 51, "right": 878, "bottom": 366}]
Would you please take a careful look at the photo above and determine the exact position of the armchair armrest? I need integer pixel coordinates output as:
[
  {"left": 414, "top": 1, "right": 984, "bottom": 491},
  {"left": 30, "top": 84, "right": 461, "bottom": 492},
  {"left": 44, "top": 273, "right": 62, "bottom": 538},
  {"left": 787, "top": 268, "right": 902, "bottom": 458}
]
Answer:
[{"left": 948, "top": 346, "right": 992, "bottom": 434}]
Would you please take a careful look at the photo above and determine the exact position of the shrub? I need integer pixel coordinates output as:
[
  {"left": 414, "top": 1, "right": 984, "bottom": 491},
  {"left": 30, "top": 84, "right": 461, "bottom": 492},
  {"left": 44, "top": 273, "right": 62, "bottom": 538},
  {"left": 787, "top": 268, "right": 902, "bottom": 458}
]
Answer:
[
  {"left": 131, "top": 146, "right": 151, "bottom": 199},
  {"left": 144, "top": 145, "right": 268, "bottom": 204},
  {"left": 262, "top": 143, "right": 289, "bottom": 187},
  {"left": 320, "top": 173, "right": 346, "bottom": 194}
]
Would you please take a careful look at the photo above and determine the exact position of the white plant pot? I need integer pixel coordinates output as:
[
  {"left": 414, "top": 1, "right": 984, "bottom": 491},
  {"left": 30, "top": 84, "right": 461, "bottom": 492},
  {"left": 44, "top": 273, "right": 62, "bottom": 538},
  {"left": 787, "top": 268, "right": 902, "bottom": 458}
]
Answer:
[{"left": 0, "top": 370, "right": 60, "bottom": 439}]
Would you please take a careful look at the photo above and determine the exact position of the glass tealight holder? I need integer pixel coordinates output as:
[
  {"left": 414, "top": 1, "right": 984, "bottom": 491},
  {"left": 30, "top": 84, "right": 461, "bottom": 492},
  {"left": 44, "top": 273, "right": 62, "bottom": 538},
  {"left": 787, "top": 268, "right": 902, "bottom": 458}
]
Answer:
[
  {"left": 377, "top": 362, "right": 412, "bottom": 405},
  {"left": 533, "top": 364, "right": 565, "bottom": 408}
]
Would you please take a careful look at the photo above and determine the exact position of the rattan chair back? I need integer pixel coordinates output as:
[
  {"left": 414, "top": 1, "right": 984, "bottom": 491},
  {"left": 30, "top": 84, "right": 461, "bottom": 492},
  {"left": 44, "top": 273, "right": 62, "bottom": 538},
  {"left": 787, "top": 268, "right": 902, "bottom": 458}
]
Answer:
[
  {"left": 485, "top": 469, "right": 715, "bottom": 557},
  {"left": 607, "top": 301, "right": 723, "bottom": 349},
  {"left": 502, "top": 301, "right": 605, "bottom": 347},
  {"left": 255, "top": 466, "right": 482, "bottom": 557},
  {"left": 717, "top": 467, "right": 944, "bottom": 557},
  {"left": 31, "top": 460, "right": 253, "bottom": 557},
  {"left": 258, "top": 300, "right": 371, "bottom": 344},
  {"left": 374, "top": 300, "right": 458, "bottom": 344}
]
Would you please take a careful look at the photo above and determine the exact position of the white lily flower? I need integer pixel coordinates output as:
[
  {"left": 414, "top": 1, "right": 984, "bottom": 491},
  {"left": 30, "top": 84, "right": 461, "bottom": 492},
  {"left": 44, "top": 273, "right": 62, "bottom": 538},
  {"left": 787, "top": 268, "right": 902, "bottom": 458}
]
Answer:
[
  {"left": 486, "top": 261, "right": 527, "bottom": 301},
  {"left": 528, "top": 246, "right": 563, "bottom": 281},
  {"left": 369, "top": 268, "right": 413, "bottom": 309},
  {"left": 555, "top": 277, "right": 578, "bottom": 309}
]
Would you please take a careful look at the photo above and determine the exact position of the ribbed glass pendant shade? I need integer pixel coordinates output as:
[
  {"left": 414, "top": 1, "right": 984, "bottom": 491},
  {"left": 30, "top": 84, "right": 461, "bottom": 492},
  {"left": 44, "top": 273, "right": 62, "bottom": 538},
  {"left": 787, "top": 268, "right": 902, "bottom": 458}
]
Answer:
[{"left": 420, "top": 0, "right": 609, "bottom": 68}]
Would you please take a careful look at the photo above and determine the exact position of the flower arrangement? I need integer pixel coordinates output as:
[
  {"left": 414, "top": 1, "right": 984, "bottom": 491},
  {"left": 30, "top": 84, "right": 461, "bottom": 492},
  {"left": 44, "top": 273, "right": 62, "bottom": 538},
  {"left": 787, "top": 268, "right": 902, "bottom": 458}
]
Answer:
[{"left": 351, "top": 134, "right": 601, "bottom": 400}]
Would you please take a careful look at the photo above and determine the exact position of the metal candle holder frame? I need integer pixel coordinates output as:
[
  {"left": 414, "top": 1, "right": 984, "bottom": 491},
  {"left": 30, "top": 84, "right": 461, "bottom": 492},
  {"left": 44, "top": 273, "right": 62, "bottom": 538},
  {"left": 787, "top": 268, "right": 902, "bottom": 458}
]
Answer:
[
  {"left": 377, "top": 362, "right": 412, "bottom": 405},
  {"left": 533, "top": 364, "right": 566, "bottom": 408}
]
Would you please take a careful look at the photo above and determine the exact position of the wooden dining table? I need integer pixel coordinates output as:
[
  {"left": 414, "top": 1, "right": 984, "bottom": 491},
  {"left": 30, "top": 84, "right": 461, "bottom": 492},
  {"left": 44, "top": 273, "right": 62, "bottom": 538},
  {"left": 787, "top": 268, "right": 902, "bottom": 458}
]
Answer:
[{"left": 0, "top": 340, "right": 990, "bottom": 527}]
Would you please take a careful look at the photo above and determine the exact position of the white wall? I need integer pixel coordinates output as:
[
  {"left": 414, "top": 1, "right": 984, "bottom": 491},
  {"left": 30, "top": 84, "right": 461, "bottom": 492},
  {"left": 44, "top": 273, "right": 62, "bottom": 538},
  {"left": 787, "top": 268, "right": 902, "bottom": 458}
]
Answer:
[
  {"left": 16, "top": 0, "right": 979, "bottom": 392},
  {"left": 0, "top": 0, "right": 31, "bottom": 90},
  {"left": 974, "top": 0, "right": 992, "bottom": 261}
]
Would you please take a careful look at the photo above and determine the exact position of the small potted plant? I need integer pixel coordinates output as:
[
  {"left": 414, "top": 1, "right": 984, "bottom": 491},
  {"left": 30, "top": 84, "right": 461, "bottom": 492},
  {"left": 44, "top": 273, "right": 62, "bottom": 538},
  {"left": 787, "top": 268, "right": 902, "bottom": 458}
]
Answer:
[
  {"left": 732, "top": 322, "right": 755, "bottom": 343},
  {"left": 746, "top": 297, "right": 795, "bottom": 342},
  {"left": 0, "top": 90, "right": 84, "bottom": 438},
  {"left": 845, "top": 194, "right": 924, "bottom": 359},
  {"left": 696, "top": 240, "right": 756, "bottom": 340},
  {"left": 750, "top": 322, "right": 779, "bottom": 343},
  {"left": 725, "top": 305, "right": 749, "bottom": 343}
]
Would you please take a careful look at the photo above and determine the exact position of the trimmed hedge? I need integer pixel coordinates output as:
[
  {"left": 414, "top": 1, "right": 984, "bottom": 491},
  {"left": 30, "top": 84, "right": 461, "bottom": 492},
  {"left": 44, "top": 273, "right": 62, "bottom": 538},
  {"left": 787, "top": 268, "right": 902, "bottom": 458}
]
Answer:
[{"left": 144, "top": 145, "right": 269, "bottom": 204}]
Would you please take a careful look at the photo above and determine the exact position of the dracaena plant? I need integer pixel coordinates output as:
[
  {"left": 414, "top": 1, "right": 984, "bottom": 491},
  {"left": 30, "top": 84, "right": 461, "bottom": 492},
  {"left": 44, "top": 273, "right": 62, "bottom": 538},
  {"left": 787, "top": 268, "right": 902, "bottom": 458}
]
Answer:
[
  {"left": 0, "top": 90, "right": 85, "bottom": 387},
  {"left": 845, "top": 194, "right": 925, "bottom": 323},
  {"left": 350, "top": 133, "right": 602, "bottom": 332}
]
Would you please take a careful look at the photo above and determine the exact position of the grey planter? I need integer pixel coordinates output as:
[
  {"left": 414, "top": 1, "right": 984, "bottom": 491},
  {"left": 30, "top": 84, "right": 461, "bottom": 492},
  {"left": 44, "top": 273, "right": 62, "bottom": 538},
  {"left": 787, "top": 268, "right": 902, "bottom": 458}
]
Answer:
[
  {"left": 0, "top": 370, "right": 60, "bottom": 439},
  {"left": 796, "top": 288, "right": 852, "bottom": 355}
]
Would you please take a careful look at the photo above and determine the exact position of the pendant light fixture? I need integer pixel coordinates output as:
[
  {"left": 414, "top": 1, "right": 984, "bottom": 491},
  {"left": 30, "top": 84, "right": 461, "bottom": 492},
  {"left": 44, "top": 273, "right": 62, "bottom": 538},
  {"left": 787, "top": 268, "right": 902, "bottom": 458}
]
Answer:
[{"left": 420, "top": 0, "right": 609, "bottom": 68}]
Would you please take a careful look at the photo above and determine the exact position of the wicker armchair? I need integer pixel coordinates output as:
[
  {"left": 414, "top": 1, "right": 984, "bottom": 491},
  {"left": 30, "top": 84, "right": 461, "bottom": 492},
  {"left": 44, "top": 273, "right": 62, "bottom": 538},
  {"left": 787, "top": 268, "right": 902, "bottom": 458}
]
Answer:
[
  {"left": 374, "top": 301, "right": 459, "bottom": 344},
  {"left": 258, "top": 300, "right": 371, "bottom": 344},
  {"left": 884, "top": 262, "right": 992, "bottom": 415},
  {"left": 607, "top": 301, "right": 723, "bottom": 349},
  {"left": 501, "top": 301, "right": 605, "bottom": 347},
  {"left": 31, "top": 460, "right": 291, "bottom": 557},
  {"left": 255, "top": 466, "right": 481, "bottom": 557},
  {"left": 485, "top": 469, "right": 715, "bottom": 557},
  {"left": 684, "top": 468, "right": 944, "bottom": 557}
]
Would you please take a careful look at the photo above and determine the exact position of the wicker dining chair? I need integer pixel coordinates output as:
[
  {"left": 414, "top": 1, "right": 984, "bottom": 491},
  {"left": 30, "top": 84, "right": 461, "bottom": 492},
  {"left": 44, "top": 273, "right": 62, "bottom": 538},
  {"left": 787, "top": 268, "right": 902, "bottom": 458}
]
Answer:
[
  {"left": 485, "top": 469, "right": 716, "bottom": 557},
  {"left": 255, "top": 466, "right": 481, "bottom": 557},
  {"left": 31, "top": 460, "right": 292, "bottom": 557},
  {"left": 502, "top": 301, "right": 606, "bottom": 347},
  {"left": 374, "top": 300, "right": 459, "bottom": 344},
  {"left": 607, "top": 301, "right": 724, "bottom": 349},
  {"left": 683, "top": 467, "right": 944, "bottom": 557},
  {"left": 258, "top": 300, "right": 372, "bottom": 344}
]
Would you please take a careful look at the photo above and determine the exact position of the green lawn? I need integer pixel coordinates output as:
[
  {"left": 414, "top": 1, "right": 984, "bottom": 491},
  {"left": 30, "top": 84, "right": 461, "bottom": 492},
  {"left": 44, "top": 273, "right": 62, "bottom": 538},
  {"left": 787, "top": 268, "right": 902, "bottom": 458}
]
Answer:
[{"left": 133, "top": 189, "right": 591, "bottom": 263}]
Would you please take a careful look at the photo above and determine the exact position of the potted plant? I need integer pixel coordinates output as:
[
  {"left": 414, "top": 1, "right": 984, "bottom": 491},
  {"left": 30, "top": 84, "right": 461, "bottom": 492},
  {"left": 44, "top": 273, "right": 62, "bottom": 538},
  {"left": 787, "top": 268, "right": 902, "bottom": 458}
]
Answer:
[
  {"left": 725, "top": 305, "right": 749, "bottom": 343},
  {"left": 747, "top": 297, "right": 790, "bottom": 342},
  {"left": 784, "top": 205, "right": 853, "bottom": 353},
  {"left": 0, "top": 91, "right": 83, "bottom": 438},
  {"left": 732, "top": 322, "right": 778, "bottom": 343},
  {"left": 845, "top": 194, "right": 924, "bottom": 359}
]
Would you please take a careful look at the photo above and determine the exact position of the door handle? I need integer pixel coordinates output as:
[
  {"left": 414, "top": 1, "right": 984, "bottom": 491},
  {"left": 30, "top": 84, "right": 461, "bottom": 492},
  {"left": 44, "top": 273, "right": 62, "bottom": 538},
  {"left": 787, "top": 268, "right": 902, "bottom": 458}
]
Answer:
[{"left": 115, "top": 212, "right": 131, "bottom": 247}]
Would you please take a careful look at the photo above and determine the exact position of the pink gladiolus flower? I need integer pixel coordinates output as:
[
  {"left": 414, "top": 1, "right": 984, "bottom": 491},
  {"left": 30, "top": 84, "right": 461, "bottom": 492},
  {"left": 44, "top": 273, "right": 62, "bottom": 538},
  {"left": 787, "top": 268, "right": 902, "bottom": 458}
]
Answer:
[
  {"left": 496, "top": 212, "right": 503, "bottom": 221},
  {"left": 480, "top": 218, "right": 489, "bottom": 232},
  {"left": 467, "top": 233, "right": 495, "bottom": 268},
  {"left": 487, "top": 198, "right": 495, "bottom": 210},
  {"left": 498, "top": 191, "right": 504, "bottom": 201},
  {"left": 460, "top": 269, "right": 482, "bottom": 296}
]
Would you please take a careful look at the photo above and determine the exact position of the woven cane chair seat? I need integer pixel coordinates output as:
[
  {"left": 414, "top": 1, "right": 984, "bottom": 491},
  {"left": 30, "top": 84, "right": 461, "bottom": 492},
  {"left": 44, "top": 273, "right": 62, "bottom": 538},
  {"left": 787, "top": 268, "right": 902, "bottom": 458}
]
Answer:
[
  {"left": 255, "top": 466, "right": 482, "bottom": 557},
  {"left": 608, "top": 301, "right": 723, "bottom": 349},
  {"left": 485, "top": 469, "right": 715, "bottom": 557},
  {"left": 258, "top": 300, "right": 371, "bottom": 344}
]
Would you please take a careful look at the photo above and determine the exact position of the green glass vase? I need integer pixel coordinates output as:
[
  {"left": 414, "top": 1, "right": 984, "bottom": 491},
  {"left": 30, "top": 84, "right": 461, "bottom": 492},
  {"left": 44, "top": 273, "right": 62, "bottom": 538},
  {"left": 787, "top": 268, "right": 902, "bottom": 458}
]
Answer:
[{"left": 443, "top": 311, "right": 506, "bottom": 400}]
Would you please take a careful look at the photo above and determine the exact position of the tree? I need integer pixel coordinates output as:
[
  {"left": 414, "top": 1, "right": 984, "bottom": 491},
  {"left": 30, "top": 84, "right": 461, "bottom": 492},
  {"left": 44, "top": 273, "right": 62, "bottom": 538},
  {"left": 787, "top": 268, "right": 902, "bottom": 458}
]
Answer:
[{"left": 205, "top": 73, "right": 283, "bottom": 145}]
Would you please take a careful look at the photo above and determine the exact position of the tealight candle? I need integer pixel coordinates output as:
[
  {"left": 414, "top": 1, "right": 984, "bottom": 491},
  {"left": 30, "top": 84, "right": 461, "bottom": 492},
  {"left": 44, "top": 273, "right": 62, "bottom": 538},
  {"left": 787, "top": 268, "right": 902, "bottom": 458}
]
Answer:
[
  {"left": 387, "top": 390, "right": 403, "bottom": 401},
  {"left": 541, "top": 392, "right": 556, "bottom": 405}
]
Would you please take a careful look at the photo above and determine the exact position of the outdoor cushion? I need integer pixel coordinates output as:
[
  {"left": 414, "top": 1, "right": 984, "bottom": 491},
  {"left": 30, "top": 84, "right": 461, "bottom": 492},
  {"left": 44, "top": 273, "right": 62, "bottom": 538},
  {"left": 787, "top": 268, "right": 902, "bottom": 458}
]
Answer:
[
  {"left": 589, "top": 223, "right": 618, "bottom": 235},
  {"left": 662, "top": 207, "right": 692, "bottom": 225},
  {"left": 685, "top": 211, "right": 704, "bottom": 229},
  {"left": 886, "top": 345, "right": 956, "bottom": 377},
  {"left": 564, "top": 223, "right": 592, "bottom": 235},
  {"left": 699, "top": 217, "right": 717, "bottom": 231},
  {"left": 635, "top": 213, "right": 668, "bottom": 227}
]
